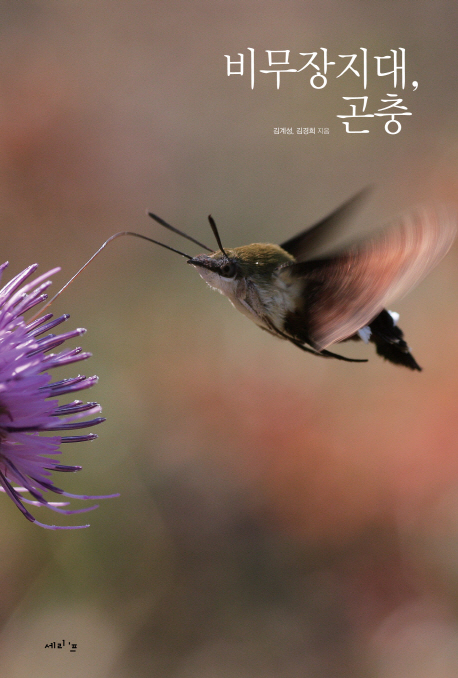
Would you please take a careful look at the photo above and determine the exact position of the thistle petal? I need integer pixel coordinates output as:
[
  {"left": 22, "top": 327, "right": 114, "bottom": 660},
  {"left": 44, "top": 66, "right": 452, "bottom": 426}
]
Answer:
[{"left": 0, "top": 263, "right": 118, "bottom": 528}]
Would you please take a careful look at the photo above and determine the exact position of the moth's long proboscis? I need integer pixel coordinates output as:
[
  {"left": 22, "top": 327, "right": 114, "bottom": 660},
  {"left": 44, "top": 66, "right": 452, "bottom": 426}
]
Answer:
[{"left": 28, "top": 231, "right": 193, "bottom": 321}]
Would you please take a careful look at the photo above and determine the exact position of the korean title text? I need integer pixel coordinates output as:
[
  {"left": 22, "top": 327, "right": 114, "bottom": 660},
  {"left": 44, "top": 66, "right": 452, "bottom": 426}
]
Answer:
[{"left": 224, "top": 48, "right": 418, "bottom": 135}]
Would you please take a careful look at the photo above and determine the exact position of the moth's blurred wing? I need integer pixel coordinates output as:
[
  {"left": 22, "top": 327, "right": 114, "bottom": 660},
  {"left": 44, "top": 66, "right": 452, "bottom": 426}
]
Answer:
[
  {"left": 280, "top": 188, "right": 370, "bottom": 261},
  {"left": 282, "top": 205, "right": 456, "bottom": 349}
]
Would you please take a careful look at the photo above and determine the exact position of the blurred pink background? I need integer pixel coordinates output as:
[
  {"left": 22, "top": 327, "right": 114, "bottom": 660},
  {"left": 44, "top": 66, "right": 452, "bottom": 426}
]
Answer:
[{"left": 0, "top": 2, "right": 458, "bottom": 676}]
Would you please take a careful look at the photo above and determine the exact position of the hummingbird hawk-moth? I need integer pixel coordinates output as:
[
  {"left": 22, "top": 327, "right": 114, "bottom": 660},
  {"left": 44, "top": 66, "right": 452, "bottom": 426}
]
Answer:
[
  {"left": 147, "top": 191, "right": 456, "bottom": 370},
  {"left": 47, "top": 191, "right": 456, "bottom": 370}
]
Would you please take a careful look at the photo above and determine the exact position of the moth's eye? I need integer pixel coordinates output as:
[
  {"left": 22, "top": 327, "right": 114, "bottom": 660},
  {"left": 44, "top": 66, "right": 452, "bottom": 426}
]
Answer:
[{"left": 220, "top": 261, "right": 237, "bottom": 278}]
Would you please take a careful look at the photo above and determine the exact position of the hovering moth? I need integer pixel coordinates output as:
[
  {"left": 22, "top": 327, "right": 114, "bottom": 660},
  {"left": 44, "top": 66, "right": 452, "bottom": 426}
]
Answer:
[
  {"left": 46, "top": 191, "right": 456, "bottom": 370},
  {"left": 149, "top": 191, "right": 456, "bottom": 370}
]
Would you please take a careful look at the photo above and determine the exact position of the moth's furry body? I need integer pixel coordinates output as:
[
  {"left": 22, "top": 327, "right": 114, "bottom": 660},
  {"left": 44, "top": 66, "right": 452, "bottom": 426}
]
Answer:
[
  {"left": 190, "top": 243, "right": 423, "bottom": 369},
  {"left": 149, "top": 191, "right": 456, "bottom": 370},
  {"left": 195, "top": 244, "right": 301, "bottom": 335}
]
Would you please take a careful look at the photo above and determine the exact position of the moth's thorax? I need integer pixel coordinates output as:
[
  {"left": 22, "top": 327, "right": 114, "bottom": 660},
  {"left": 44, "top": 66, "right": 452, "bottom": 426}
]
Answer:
[
  {"left": 232, "top": 243, "right": 295, "bottom": 271},
  {"left": 189, "top": 243, "right": 302, "bottom": 332},
  {"left": 256, "top": 264, "right": 304, "bottom": 326}
]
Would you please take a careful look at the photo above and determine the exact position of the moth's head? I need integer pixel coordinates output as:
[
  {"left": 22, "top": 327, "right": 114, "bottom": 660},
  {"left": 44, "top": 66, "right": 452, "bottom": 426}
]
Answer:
[
  {"left": 186, "top": 249, "right": 236, "bottom": 295},
  {"left": 146, "top": 211, "right": 293, "bottom": 293},
  {"left": 188, "top": 243, "right": 294, "bottom": 291}
]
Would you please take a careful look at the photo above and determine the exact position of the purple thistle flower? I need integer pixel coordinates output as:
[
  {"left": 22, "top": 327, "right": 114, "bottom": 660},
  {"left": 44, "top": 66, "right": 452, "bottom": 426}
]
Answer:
[{"left": 0, "top": 261, "right": 118, "bottom": 530}]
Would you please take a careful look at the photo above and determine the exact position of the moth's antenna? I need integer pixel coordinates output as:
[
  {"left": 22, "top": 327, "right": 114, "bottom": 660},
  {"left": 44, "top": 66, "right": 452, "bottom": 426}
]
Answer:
[
  {"left": 208, "top": 215, "right": 229, "bottom": 259},
  {"left": 148, "top": 212, "right": 214, "bottom": 253},
  {"left": 28, "top": 231, "right": 192, "bottom": 321}
]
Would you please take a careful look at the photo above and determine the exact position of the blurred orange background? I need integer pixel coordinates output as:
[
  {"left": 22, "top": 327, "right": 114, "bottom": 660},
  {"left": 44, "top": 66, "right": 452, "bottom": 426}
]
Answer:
[{"left": 0, "top": 2, "right": 457, "bottom": 677}]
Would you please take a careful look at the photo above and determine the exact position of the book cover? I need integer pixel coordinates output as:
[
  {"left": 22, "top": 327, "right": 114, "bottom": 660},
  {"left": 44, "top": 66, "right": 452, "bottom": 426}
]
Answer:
[{"left": 0, "top": 3, "right": 457, "bottom": 677}]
